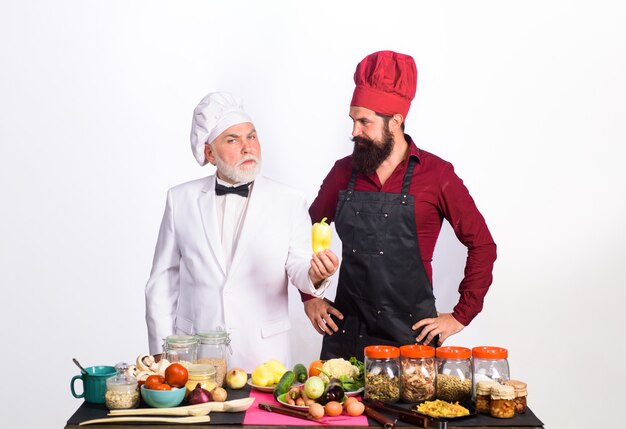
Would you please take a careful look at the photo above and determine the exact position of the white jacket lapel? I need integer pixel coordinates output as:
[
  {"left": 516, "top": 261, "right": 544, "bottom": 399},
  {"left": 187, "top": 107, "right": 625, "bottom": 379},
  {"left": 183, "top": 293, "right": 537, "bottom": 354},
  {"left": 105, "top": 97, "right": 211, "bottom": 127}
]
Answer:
[{"left": 198, "top": 176, "right": 227, "bottom": 276}]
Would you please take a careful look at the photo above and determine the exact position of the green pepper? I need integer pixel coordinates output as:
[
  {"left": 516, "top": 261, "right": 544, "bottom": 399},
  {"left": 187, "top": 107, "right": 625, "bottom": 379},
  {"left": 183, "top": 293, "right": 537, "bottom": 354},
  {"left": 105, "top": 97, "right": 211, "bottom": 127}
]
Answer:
[{"left": 312, "top": 217, "right": 332, "bottom": 254}]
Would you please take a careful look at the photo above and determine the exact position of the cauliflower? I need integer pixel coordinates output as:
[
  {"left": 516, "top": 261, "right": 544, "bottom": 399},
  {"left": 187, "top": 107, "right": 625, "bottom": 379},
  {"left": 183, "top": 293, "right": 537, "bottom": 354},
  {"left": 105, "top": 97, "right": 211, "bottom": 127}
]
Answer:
[{"left": 319, "top": 358, "right": 359, "bottom": 383}]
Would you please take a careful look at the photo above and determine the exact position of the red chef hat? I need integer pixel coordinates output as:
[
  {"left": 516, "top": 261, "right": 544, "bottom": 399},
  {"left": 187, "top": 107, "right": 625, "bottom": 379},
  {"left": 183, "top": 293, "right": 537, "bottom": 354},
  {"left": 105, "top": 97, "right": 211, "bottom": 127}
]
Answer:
[{"left": 350, "top": 50, "right": 417, "bottom": 119}]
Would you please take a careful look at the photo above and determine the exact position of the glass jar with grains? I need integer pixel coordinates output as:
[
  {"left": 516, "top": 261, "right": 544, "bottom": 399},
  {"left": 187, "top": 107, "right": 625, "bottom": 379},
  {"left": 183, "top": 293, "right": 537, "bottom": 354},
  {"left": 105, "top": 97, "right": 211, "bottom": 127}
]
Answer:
[
  {"left": 364, "top": 345, "right": 401, "bottom": 403},
  {"left": 475, "top": 380, "right": 499, "bottom": 414},
  {"left": 196, "top": 330, "right": 231, "bottom": 386},
  {"left": 435, "top": 346, "right": 472, "bottom": 403},
  {"left": 471, "top": 346, "right": 510, "bottom": 399},
  {"left": 185, "top": 364, "right": 217, "bottom": 396},
  {"left": 503, "top": 379, "right": 528, "bottom": 414},
  {"left": 399, "top": 344, "right": 435, "bottom": 403},
  {"left": 105, "top": 362, "right": 139, "bottom": 410},
  {"left": 490, "top": 384, "right": 516, "bottom": 418},
  {"left": 163, "top": 335, "right": 198, "bottom": 366}
]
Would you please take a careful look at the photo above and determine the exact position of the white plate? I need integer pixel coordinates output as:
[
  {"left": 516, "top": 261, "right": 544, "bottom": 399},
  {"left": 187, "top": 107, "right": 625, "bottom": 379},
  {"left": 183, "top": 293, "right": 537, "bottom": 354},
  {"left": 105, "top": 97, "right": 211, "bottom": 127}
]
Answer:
[
  {"left": 345, "top": 386, "right": 364, "bottom": 397},
  {"left": 247, "top": 378, "right": 276, "bottom": 392}
]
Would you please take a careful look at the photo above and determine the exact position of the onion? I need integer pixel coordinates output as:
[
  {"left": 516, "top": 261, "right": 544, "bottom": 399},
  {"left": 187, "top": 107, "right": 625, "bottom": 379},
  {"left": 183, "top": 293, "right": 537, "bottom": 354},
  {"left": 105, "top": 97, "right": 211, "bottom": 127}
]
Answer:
[{"left": 188, "top": 383, "right": 212, "bottom": 405}]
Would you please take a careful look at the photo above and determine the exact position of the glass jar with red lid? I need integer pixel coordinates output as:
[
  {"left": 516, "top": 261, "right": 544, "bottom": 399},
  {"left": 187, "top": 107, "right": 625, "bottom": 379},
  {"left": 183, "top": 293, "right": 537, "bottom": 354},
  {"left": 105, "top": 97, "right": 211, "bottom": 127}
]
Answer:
[
  {"left": 364, "top": 345, "right": 400, "bottom": 403},
  {"left": 471, "top": 346, "right": 510, "bottom": 399},
  {"left": 399, "top": 344, "right": 436, "bottom": 402},
  {"left": 435, "top": 346, "right": 472, "bottom": 403}
]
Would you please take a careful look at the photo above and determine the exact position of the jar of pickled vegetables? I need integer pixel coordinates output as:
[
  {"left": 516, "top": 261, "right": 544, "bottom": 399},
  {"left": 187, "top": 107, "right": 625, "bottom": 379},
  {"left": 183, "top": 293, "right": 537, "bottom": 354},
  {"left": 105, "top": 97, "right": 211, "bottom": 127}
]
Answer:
[
  {"left": 504, "top": 379, "right": 528, "bottom": 414},
  {"left": 475, "top": 380, "right": 499, "bottom": 414},
  {"left": 490, "top": 384, "right": 515, "bottom": 418}
]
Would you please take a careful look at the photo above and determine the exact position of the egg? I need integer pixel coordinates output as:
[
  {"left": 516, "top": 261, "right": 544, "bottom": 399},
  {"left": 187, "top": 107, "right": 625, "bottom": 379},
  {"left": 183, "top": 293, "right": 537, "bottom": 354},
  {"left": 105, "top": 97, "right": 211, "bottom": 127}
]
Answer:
[
  {"left": 325, "top": 401, "right": 343, "bottom": 417},
  {"left": 346, "top": 400, "right": 365, "bottom": 417},
  {"left": 308, "top": 403, "right": 325, "bottom": 419},
  {"left": 344, "top": 396, "right": 359, "bottom": 408}
]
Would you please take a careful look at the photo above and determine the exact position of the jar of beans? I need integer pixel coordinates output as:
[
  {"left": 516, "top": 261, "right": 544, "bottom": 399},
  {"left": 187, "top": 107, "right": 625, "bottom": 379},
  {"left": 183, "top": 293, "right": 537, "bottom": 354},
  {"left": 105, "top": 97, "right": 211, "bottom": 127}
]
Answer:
[{"left": 435, "top": 346, "right": 472, "bottom": 403}]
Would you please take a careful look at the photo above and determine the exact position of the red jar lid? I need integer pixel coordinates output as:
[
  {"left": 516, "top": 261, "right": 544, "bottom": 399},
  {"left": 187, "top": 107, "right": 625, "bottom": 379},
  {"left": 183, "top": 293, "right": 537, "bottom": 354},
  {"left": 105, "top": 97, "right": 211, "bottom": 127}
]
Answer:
[
  {"left": 435, "top": 346, "right": 471, "bottom": 359},
  {"left": 364, "top": 345, "right": 400, "bottom": 358},
  {"left": 472, "top": 346, "right": 508, "bottom": 359},
  {"left": 400, "top": 344, "right": 435, "bottom": 358}
]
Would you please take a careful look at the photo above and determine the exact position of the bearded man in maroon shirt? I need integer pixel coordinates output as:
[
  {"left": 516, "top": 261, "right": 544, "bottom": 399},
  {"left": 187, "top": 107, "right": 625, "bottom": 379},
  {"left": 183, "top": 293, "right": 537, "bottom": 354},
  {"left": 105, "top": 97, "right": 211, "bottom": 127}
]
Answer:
[{"left": 302, "top": 51, "right": 497, "bottom": 360}]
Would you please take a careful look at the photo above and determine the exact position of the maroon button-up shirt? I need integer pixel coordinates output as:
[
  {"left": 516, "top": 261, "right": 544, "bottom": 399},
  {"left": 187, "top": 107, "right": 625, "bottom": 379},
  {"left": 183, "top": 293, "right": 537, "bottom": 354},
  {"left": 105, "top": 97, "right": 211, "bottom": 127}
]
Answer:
[{"left": 305, "top": 135, "right": 497, "bottom": 326}]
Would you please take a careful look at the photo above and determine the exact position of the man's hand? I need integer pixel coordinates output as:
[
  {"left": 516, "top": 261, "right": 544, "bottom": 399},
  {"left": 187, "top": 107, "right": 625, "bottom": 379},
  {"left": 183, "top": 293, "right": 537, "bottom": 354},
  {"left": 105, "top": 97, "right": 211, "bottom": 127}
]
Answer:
[
  {"left": 309, "top": 249, "right": 339, "bottom": 287},
  {"left": 412, "top": 313, "right": 465, "bottom": 346},
  {"left": 303, "top": 297, "right": 344, "bottom": 335}
]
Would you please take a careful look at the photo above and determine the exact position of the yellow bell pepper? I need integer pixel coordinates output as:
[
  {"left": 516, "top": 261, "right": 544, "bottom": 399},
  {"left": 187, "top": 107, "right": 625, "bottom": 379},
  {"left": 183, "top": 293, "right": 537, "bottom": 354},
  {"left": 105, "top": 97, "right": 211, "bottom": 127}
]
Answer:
[{"left": 312, "top": 217, "right": 332, "bottom": 254}]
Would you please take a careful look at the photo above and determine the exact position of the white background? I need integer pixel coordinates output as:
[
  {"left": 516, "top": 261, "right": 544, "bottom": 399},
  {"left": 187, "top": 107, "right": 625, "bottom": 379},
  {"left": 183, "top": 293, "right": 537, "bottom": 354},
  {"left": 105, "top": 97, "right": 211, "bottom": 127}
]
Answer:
[{"left": 1, "top": 1, "right": 625, "bottom": 428}]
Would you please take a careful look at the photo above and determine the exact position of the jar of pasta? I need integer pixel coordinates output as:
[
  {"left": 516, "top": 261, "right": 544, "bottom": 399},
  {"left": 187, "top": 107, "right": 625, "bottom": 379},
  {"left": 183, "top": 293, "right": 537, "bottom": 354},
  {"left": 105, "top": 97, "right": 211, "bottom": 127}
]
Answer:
[
  {"left": 399, "top": 344, "right": 435, "bottom": 403},
  {"left": 435, "top": 346, "right": 472, "bottom": 403},
  {"left": 164, "top": 335, "right": 198, "bottom": 365},
  {"left": 490, "top": 384, "right": 515, "bottom": 418},
  {"left": 196, "top": 330, "right": 231, "bottom": 386},
  {"left": 475, "top": 380, "right": 499, "bottom": 414},
  {"left": 504, "top": 379, "right": 528, "bottom": 413},
  {"left": 184, "top": 364, "right": 217, "bottom": 397},
  {"left": 364, "top": 345, "right": 400, "bottom": 403},
  {"left": 472, "top": 346, "right": 510, "bottom": 399}
]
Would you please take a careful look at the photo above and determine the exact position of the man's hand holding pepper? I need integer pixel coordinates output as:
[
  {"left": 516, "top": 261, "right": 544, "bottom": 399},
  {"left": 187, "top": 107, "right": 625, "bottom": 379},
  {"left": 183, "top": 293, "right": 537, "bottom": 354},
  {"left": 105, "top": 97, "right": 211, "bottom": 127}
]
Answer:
[{"left": 309, "top": 249, "right": 339, "bottom": 288}]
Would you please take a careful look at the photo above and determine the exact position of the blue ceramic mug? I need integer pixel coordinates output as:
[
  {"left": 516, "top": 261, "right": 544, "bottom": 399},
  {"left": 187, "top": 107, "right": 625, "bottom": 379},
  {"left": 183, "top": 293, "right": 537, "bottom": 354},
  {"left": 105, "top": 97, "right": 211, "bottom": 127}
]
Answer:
[{"left": 70, "top": 365, "right": 116, "bottom": 404}]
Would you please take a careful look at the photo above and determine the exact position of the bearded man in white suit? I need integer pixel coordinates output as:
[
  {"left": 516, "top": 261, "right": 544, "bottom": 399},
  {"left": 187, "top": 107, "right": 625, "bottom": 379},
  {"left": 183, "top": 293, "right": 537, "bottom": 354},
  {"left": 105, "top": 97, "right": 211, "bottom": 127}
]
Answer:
[{"left": 145, "top": 92, "right": 339, "bottom": 372}]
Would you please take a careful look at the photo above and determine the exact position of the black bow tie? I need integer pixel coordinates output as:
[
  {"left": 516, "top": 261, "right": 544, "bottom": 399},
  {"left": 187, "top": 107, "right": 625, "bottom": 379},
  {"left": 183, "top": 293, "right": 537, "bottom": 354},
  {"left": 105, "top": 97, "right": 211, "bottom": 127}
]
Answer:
[{"left": 215, "top": 182, "right": 252, "bottom": 197}]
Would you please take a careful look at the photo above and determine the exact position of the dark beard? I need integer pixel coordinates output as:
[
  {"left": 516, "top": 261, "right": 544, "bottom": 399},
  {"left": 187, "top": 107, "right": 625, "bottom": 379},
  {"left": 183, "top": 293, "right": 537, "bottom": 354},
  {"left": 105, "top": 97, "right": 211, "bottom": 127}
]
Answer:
[{"left": 352, "top": 124, "right": 394, "bottom": 175}]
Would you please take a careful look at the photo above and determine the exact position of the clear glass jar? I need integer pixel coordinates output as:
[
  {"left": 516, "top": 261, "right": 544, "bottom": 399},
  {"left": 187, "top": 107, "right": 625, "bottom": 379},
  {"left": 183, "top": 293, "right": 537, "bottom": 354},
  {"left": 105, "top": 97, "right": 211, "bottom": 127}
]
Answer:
[
  {"left": 490, "top": 384, "right": 515, "bottom": 418},
  {"left": 163, "top": 335, "right": 198, "bottom": 365},
  {"left": 105, "top": 362, "right": 139, "bottom": 410},
  {"left": 364, "top": 345, "right": 400, "bottom": 403},
  {"left": 435, "top": 346, "right": 472, "bottom": 403},
  {"left": 504, "top": 379, "right": 528, "bottom": 414},
  {"left": 399, "top": 344, "right": 435, "bottom": 403},
  {"left": 196, "top": 330, "right": 231, "bottom": 386},
  {"left": 475, "top": 380, "right": 499, "bottom": 414},
  {"left": 471, "top": 346, "right": 510, "bottom": 399},
  {"left": 185, "top": 364, "right": 217, "bottom": 397}
]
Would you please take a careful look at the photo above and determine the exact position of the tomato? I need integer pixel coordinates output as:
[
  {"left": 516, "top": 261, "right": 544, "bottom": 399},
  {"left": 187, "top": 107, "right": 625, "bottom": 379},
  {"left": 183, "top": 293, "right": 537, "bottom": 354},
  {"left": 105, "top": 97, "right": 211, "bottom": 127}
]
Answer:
[
  {"left": 144, "top": 374, "right": 166, "bottom": 390},
  {"left": 150, "top": 383, "right": 172, "bottom": 391},
  {"left": 308, "top": 359, "right": 325, "bottom": 377},
  {"left": 164, "top": 363, "right": 189, "bottom": 388}
]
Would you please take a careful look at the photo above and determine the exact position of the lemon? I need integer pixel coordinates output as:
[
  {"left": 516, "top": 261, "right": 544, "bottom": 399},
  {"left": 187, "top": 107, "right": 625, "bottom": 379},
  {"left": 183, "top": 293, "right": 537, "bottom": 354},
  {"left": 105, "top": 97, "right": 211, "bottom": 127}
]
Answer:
[
  {"left": 251, "top": 363, "right": 274, "bottom": 387},
  {"left": 264, "top": 359, "right": 288, "bottom": 384}
]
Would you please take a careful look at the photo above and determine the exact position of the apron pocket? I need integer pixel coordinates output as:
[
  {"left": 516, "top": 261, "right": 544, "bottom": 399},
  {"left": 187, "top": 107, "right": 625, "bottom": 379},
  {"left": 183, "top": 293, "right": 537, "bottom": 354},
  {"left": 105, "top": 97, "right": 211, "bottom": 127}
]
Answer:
[
  {"left": 369, "top": 311, "right": 416, "bottom": 344},
  {"left": 350, "top": 211, "right": 386, "bottom": 254}
]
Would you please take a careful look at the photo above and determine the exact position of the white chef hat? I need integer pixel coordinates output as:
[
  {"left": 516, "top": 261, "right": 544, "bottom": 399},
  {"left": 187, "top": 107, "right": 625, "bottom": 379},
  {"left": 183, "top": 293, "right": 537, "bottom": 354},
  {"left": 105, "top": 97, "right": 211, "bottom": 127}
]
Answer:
[{"left": 190, "top": 91, "right": 253, "bottom": 166}]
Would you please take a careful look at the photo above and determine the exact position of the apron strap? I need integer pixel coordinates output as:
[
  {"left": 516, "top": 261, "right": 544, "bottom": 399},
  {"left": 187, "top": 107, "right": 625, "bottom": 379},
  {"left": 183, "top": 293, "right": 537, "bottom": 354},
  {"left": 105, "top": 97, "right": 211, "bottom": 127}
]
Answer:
[{"left": 400, "top": 157, "right": 417, "bottom": 203}]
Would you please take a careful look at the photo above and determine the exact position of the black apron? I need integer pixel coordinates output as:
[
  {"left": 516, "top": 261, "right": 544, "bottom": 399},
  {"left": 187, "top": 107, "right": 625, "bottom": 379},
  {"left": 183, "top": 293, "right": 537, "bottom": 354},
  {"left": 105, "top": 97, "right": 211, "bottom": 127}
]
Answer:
[{"left": 321, "top": 158, "right": 438, "bottom": 361}]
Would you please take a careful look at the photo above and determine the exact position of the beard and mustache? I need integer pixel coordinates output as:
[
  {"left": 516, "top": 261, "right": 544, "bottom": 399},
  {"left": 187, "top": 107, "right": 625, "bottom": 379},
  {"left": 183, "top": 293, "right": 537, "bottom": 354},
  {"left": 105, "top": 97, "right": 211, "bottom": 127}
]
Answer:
[
  {"left": 214, "top": 153, "right": 261, "bottom": 184},
  {"left": 351, "top": 120, "right": 394, "bottom": 175}
]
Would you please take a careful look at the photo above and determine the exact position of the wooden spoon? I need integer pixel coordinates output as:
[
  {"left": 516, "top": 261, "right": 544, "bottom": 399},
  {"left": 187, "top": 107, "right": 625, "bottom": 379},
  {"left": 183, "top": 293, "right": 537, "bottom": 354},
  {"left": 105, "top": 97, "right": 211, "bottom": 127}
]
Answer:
[
  {"left": 107, "top": 397, "right": 255, "bottom": 416},
  {"left": 79, "top": 415, "right": 211, "bottom": 425}
]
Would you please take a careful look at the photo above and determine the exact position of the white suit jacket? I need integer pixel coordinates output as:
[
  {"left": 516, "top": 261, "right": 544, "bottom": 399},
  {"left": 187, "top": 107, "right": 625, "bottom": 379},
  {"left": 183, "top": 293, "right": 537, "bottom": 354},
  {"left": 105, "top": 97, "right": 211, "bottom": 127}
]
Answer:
[{"left": 145, "top": 174, "right": 326, "bottom": 372}]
